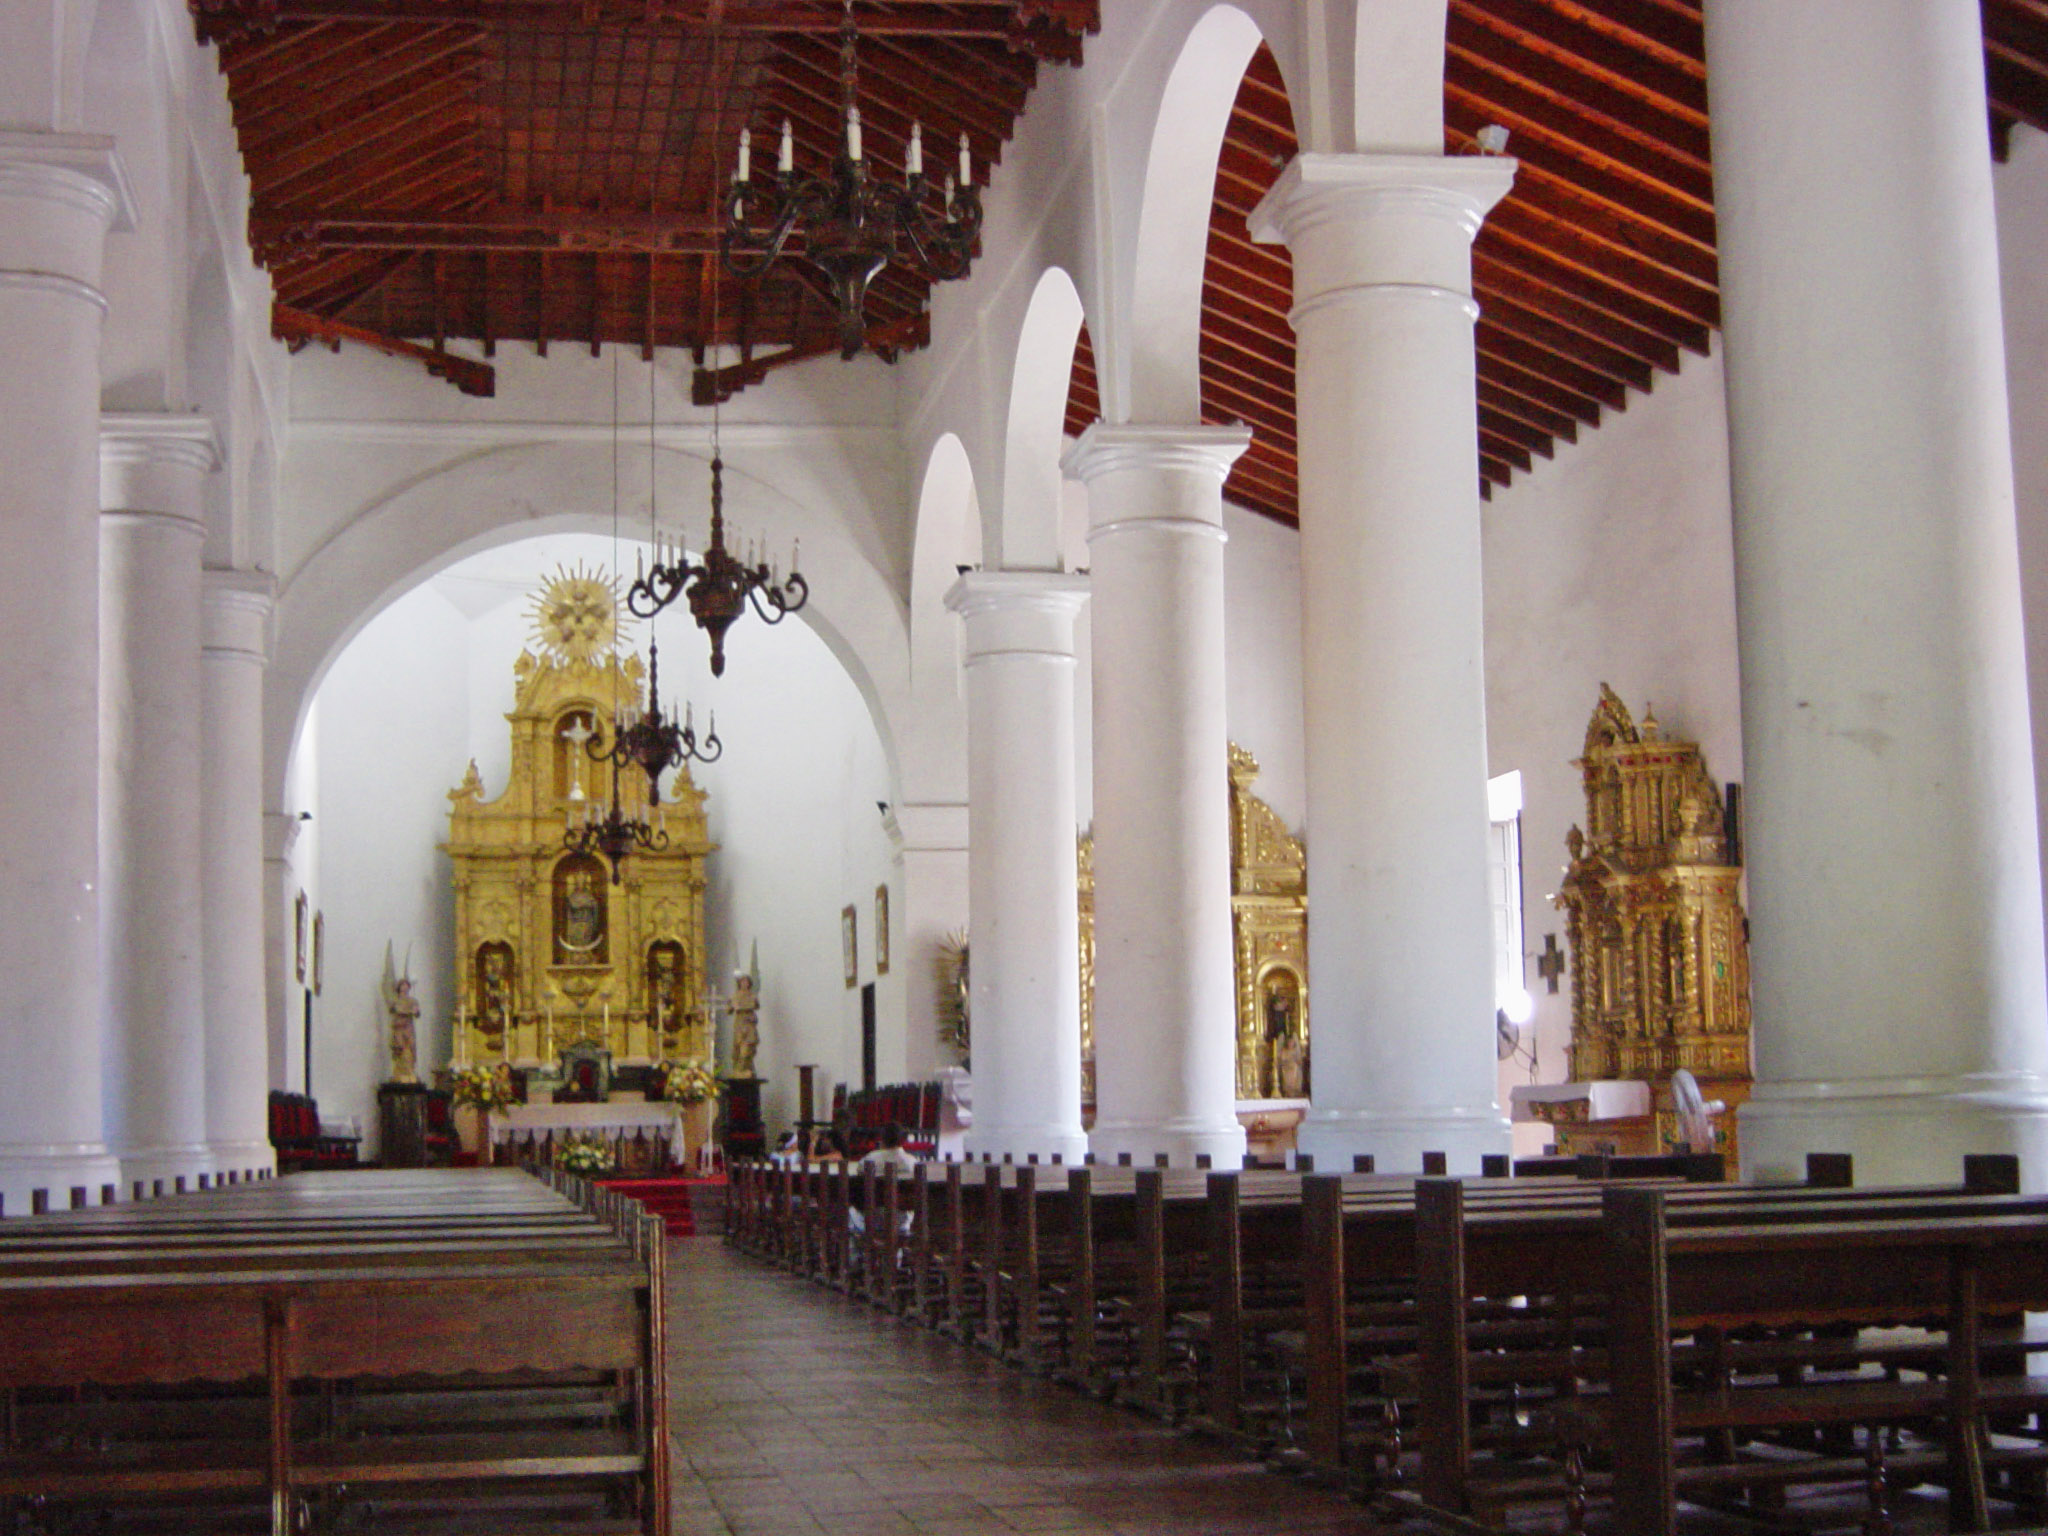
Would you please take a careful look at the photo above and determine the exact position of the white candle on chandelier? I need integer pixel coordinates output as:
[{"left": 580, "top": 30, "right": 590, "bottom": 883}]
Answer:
[
  {"left": 736, "top": 127, "right": 751, "bottom": 184},
  {"left": 907, "top": 121, "right": 923, "bottom": 178},
  {"left": 958, "top": 131, "right": 971, "bottom": 187},
  {"left": 779, "top": 118, "right": 793, "bottom": 174},
  {"left": 847, "top": 106, "right": 862, "bottom": 162}
]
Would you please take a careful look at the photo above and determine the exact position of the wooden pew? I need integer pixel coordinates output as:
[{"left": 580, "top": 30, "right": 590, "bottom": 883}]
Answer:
[
  {"left": 1401, "top": 1156, "right": 2041, "bottom": 1531},
  {"left": 1600, "top": 1179, "right": 2048, "bottom": 1536},
  {"left": 0, "top": 1169, "right": 668, "bottom": 1536}
]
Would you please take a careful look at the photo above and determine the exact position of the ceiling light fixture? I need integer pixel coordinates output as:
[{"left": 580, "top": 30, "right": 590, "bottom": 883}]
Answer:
[{"left": 719, "top": 0, "right": 983, "bottom": 360}]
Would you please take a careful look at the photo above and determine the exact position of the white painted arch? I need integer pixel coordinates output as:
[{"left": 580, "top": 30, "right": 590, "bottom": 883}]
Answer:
[
  {"left": 1000, "top": 266, "right": 1088, "bottom": 571},
  {"left": 266, "top": 438, "right": 911, "bottom": 815}
]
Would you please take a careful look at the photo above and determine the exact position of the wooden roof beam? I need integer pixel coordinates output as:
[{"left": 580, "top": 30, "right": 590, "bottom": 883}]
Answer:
[
  {"left": 1540, "top": 0, "right": 1705, "bottom": 74},
  {"left": 692, "top": 310, "right": 930, "bottom": 403},
  {"left": 1444, "top": 10, "right": 1708, "bottom": 162},
  {"left": 1475, "top": 287, "right": 1660, "bottom": 392},
  {"left": 1478, "top": 318, "right": 1629, "bottom": 410},
  {"left": 200, "top": 1, "right": 1093, "bottom": 44},
  {"left": 252, "top": 206, "right": 721, "bottom": 258},
  {"left": 1474, "top": 229, "right": 1711, "bottom": 354},
  {"left": 1447, "top": 0, "right": 1707, "bottom": 123},
  {"left": 1478, "top": 376, "right": 1579, "bottom": 445},
  {"left": 1479, "top": 347, "right": 1606, "bottom": 427},
  {"left": 1476, "top": 406, "right": 1555, "bottom": 459},
  {"left": 1473, "top": 252, "right": 1681, "bottom": 373},
  {"left": 274, "top": 302, "right": 494, "bottom": 395},
  {"left": 1442, "top": 54, "right": 1712, "bottom": 202},
  {"left": 1479, "top": 426, "right": 1534, "bottom": 475},
  {"left": 1486, "top": 193, "right": 1718, "bottom": 323},
  {"left": 1444, "top": 103, "right": 1717, "bottom": 257}
]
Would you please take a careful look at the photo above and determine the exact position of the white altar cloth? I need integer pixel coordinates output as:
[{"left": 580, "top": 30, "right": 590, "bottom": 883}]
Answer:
[{"left": 488, "top": 1100, "right": 681, "bottom": 1143}]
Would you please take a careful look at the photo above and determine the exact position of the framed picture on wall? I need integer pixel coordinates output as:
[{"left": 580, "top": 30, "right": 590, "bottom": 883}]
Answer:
[
  {"left": 311, "top": 911, "right": 325, "bottom": 996},
  {"left": 842, "top": 904, "right": 858, "bottom": 989},
  {"left": 875, "top": 884, "right": 890, "bottom": 976},
  {"left": 294, "top": 891, "right": 309, "bottom": 983}
]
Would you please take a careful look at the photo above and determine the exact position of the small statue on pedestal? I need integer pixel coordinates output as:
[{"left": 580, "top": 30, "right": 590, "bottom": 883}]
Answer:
[
  {"left": 380, "top": 941, "right": 421, "bottom": 1084},
  {"left": 729, "top": 971, "right": 760, "bottom": 1077}
]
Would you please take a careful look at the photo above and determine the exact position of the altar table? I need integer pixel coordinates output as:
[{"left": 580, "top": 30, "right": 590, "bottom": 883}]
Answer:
[{"left": 490, "top": 1101, "right": 683, "bottom": 1175}]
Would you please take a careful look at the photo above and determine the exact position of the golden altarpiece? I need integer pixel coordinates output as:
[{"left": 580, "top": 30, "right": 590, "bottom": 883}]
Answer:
[
  {"left": 1548, "top": 686, "right": 1752, "bottom": 1157},
  {"left": 1079, "top": 744, "right": 1308, "bottom": 1108},
  {"left": 445, "top": 569, "right": 715, "bottom": 1071}
]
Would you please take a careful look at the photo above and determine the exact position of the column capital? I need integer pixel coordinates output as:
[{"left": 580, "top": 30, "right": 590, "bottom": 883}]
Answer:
[
  {"left": 1248, "top": 152, "right": 1515, "bottom": 248},
  {"left": 0, "top": 131, "right": 134, "bottom": 233},
  {"left": 101, "top": 413, "right": 220, "bottom": 529},
  {"left": 1061, "top": 421, "right": 1251, "bottom": 488},
  {"left": 202, "top": 568, "right": 276, "bottom": 663},
  {"left": 945, "top": 569, "right": 1089, "bottom": 664}
]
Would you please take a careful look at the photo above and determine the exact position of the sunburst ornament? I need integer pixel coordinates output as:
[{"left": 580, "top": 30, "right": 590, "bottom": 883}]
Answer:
[{"left": 528, "top": 562, "right": 631, "bottom": 666}]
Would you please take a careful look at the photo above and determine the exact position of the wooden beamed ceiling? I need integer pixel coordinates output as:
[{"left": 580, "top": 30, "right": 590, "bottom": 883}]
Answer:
[
  {"left": 199, "top": 0, "right": 2048, "bottom": 520},
  {"left": 206, "top": 1, "right": 1088, "bottom": 367}
]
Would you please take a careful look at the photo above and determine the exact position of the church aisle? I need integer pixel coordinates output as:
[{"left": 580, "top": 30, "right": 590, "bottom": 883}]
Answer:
[{"left": 663, "top": 1238, "right": 1412, "bottom": 1536}]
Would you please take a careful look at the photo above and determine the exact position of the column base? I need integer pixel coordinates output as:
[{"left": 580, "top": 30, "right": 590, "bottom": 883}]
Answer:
[
  {"left": 1737, "top": 1074, "right": 2048, "bottom": 1189},
  {"left": 964, "top": 1121, "right": 1089, "bottom": 1167},
  {"left": 1089, "top": 1114, "right": 1246, "bottom": 1170},
  {"left": 115, "top": 1143, "right": 216, "bottom": 1198},
  {"left": 0, "top": 1142, "right": 123, "bottom": 1217},
  {"left": 205, "top": 1138, "right": 278, "bottom": 1187},
  {"left": 1296, "top": 1106, "right": 1510, "bottom": 1175}
]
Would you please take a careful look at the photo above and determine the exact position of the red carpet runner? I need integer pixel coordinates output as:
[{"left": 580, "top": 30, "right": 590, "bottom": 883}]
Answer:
[{"left": 597, "top": 1176, "right": 719, "bottom": 1236}]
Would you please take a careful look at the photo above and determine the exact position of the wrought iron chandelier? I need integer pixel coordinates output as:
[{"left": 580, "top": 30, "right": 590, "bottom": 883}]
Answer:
[
  {"left": 720, "top": 0, "right": 983, "bottom": 360},
  {"left": 565, "top": 354, "right": 710, "bottom": 883},
  {"left": 625, "top": 453, "right": 806, "bottom": 675},
  {"left": 564, "top": 763, "right": 670, "bottom": 886},
  {"left": 593, "top": 636, "right": 720, "bottom": 798}
]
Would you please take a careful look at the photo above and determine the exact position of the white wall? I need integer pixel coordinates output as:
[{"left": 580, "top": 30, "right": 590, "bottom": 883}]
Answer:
[
  {"left": 301, "top": 531, "right": 900, "bottom": 1156},
  {"left": 1481, "top": 342, "right": 1745, "bottom": 1152}
]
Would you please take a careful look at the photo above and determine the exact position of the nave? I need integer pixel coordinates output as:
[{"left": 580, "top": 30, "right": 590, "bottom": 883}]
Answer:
[{"left": 670, "top": 1234, "right": 1403, "bottom": 1536}]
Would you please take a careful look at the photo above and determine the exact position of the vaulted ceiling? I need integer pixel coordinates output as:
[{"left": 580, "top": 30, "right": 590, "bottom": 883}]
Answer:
[{"left": 194, "top": 0, "right": 2048, "bottom": 521}]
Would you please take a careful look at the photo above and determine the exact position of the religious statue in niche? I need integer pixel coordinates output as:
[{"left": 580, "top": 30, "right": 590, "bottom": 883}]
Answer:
[
  {"left": 381, "top": 941, "right": 420, "bottom": 1084},
  {"left": 445, "top": 564, "right": 714, "bottom": 1071},
  {"left": 647, "top": 941, "right": 687, "bottom": 1051},
  {"left": 555, "top": 858, "right": 608, "bottom": 965},
  {"left": 476, "top": 944, "right": 515, "bottom": 1047},
  {"left": 1262, "top": 966, "right": 1308, "bottom": 1099},
  {"left": 729, "top": 970, "right": 761, "bottom": 1077}
]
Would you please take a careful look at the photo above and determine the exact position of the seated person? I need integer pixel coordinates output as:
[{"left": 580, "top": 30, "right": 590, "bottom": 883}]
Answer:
[
  {"left": 859, "top": 1122, "right": 920, "bottom": 1175},
  {"left": 849, "top": 1124, "right": 919, "bottom": 1243},
  {"left": 769, "top": 1129, "right": 801, "bottom": 1168}
]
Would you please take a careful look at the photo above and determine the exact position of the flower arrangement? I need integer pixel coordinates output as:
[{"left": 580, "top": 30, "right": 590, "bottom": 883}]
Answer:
[
  {"left": 555, "top": 1135, "right": 615, "bottom": 1177},
  {"left": 449, "top": 1062, "right": 517, "bottom": 1111},
  {"left": 662, "top": 1059, "right": 720, "bottom": 1105}
]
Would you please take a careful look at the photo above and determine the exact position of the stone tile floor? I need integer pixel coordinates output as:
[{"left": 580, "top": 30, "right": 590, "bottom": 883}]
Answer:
[{"left": 665, "top": 1238, "right": 2048, "bottom": 1536}]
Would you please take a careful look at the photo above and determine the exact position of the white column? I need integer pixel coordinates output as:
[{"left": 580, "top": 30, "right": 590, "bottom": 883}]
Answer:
[
  {"left": 0, "top": 133, "right": 129, "bottom": 1215},
  {"left": 894, "top": 801, "right": 969, "bottom": 1083},
  {"left": 100, "top": 415, "right": 219, "bottom": 1193},
  {"left": 1705, "top": 1, "right": 2048, "bottom": 1184},
  {"left": 202, "top": 570, "right": 279, "bottom": 1181},
  {"left": 1064, "top": 425, "right": 1248, "bottom": 1167},
  {"left": 946, "top": 572, "right": 1090, "bottom": 1163},
  {"left": 1251, "top": 154, "right": 1515, "bottom": 1174}
]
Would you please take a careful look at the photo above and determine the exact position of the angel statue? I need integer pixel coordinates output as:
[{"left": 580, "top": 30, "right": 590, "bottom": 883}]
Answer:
[{"left": 381, "top": 941, "right": 421, "bottom": 1084}]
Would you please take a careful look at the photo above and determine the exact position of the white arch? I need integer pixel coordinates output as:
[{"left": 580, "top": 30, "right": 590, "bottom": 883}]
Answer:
[
  {"left": 267, "top": 439, "right": 909, "bottom": 813},
  {"left": 1126, "top": 4, "right": 1266, "bottom": 424},
  {"left": 903, "top": 433, "right": 982, "bottom": 807},
  {"left": 999, "top": 267, "right": 1088, "bottom": 571}
]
